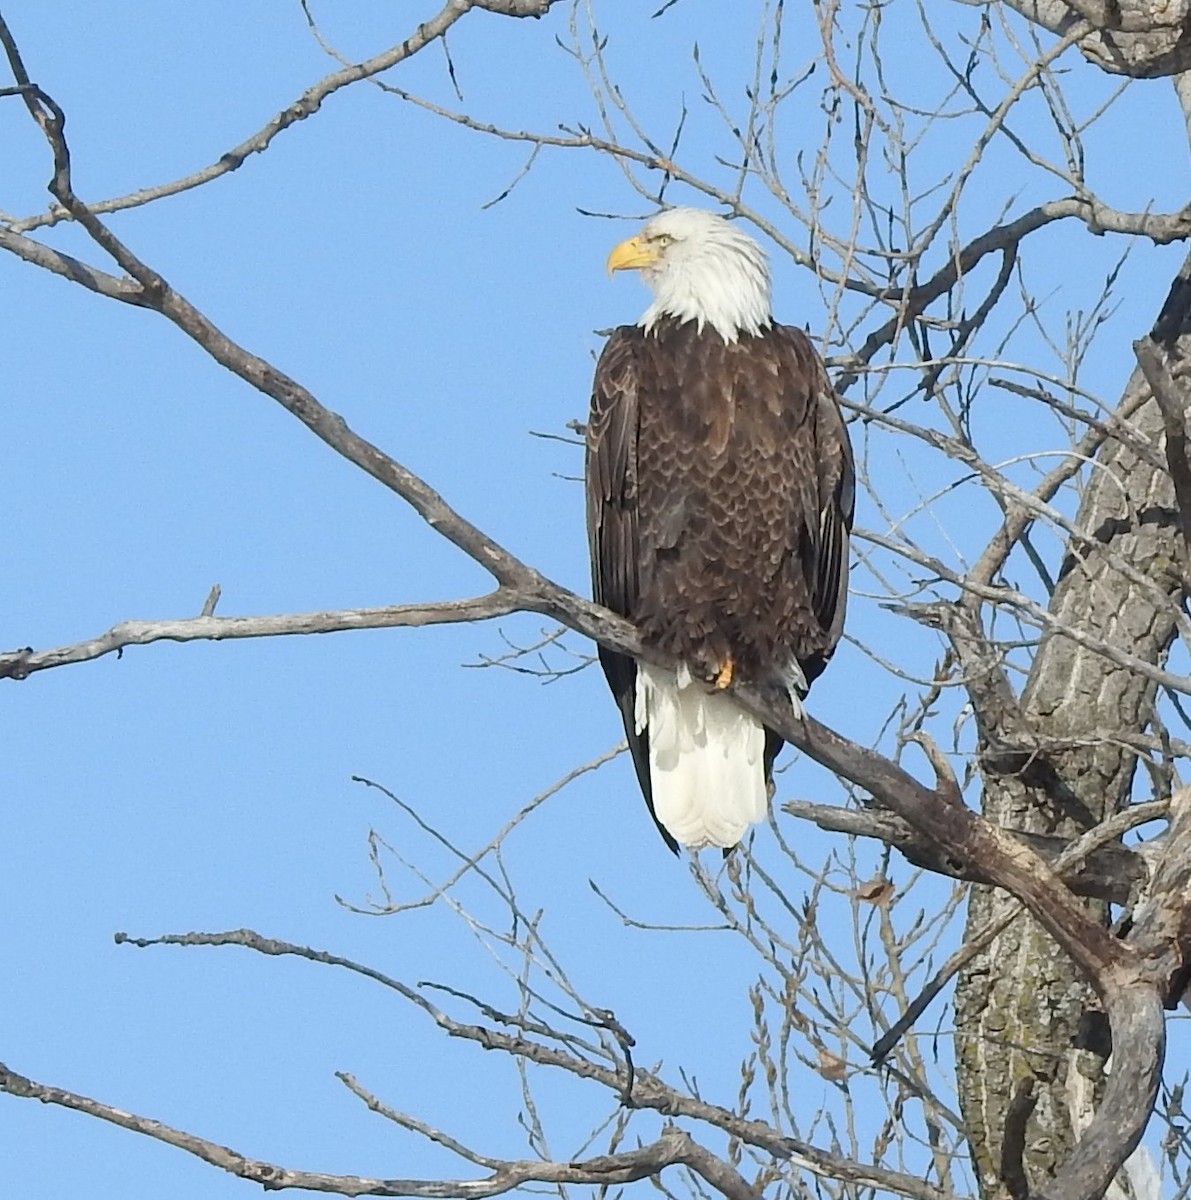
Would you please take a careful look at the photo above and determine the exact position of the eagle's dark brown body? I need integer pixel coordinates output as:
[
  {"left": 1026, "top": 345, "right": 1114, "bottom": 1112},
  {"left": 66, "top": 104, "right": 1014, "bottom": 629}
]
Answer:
[{"left": 586, "top": 315, "right": 854, "bottom": 849}]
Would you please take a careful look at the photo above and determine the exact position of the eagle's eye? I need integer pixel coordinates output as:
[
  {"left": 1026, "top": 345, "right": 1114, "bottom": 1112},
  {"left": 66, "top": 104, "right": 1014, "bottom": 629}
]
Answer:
[{"left": 650, "top": 232, "right": 674, "bottom": 249}]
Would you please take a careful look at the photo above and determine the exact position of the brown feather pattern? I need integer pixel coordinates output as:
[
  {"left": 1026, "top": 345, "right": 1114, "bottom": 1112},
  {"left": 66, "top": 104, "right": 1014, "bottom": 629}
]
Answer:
[{"left": 586, "top": 316, "right": 854, "bottom": 848}]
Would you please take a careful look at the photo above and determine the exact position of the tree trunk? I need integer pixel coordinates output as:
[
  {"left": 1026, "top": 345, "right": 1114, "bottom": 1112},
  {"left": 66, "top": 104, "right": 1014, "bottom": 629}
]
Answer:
[{"left": 955, "top": 254, "right": 1191, "bottom": 1198}]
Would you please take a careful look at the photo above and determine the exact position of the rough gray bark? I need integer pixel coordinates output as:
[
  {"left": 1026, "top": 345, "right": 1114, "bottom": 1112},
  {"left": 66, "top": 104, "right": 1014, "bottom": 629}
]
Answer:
[
  {"left": 998, "top": 0, "right": 1191, "bottom": 77},
  {"left": 954, "top": 255, "right": 1191, "bottom": 1198}
]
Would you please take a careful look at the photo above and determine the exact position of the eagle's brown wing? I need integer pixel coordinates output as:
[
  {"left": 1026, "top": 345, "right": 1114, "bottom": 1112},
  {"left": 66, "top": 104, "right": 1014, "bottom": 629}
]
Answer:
[
  {"left": 587, "top": 329, "right": 640, "bottom": 621},
  {"left": 770, "top": 325, "right": 854, "bottom": 686},
  {"left": 813, "top": 384, "right": 855, "bottom": 661},
  {"left": 586, "top": 328, "right": 679, "bottom": 851}
]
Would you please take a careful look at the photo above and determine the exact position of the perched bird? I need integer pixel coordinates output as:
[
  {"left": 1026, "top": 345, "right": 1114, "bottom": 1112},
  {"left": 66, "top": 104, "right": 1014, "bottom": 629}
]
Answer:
[{"left": 585, "top": 208, "right": 854, "bottom": 852}]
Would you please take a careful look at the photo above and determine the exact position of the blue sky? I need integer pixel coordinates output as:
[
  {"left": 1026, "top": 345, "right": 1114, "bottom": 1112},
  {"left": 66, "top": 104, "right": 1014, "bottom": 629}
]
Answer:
[{"left": 1, "top": 3, "right": 1187, "bottom": 1197}]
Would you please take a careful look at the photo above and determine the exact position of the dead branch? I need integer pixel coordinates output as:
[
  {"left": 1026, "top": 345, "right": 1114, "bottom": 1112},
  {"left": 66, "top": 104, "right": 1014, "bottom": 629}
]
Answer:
[
  {"left": 0, "top": 225, "right": 149, "bottom": 301},
  {"left": 0, "top": 594, "right": 520, "bottom": 681},
  {"left": 863, "top": 528, "right": 1191, "bottom": 697},
  {"left": 98, "top": 927, "right": 948, "bottom": 1200},
  {"left": 782, "top": 798, "right": 1160, "bottom": 904},
  {"left": 0, "top": 1061, "right": 764, "bottom": 1200},
  {"left": 3, "top": 0, "right": 567, "bottom": 236},
  {"left": 471, "top": 0, "right": 554, "bottom": 13},
  {"left": 344, "top": 751, "right": 624, "bottom": 916},
  {"left": 376, "top": 78, "right": 1191, "bottom": 303}
]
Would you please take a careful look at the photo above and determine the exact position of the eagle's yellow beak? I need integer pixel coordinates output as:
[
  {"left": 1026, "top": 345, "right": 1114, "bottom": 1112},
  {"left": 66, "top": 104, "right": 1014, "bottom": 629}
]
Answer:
[{"left": 606, "top": 234, "right": 660, "bottom": 275}]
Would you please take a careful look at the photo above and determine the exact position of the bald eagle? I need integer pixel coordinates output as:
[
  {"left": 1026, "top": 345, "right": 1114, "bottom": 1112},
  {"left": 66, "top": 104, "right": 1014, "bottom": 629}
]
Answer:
[{"left": 585, "top": 208, "right": 854, "bottom": 852}]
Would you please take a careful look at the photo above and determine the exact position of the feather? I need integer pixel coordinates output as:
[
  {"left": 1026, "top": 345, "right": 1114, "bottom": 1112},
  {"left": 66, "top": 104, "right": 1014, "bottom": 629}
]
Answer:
[{"left": 634, "top": 663, "right": 767, "bottom": 850}]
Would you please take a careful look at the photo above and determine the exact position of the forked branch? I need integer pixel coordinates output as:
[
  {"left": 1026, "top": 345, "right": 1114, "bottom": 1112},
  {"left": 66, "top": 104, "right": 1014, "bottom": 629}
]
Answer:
[{"left": 0, "top": 1059, "right": 759, "bottom": 1200}]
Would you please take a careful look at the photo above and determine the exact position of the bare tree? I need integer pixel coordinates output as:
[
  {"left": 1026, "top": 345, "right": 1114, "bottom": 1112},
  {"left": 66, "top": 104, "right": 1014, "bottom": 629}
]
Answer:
[{"left": 4, "top": 3, "right": 1191, "bottom": 1200}]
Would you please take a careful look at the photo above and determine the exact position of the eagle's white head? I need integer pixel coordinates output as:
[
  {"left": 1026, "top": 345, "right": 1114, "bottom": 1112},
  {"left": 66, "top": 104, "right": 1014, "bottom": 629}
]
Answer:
[{"left": 606, "top": 207, "right": 772, "bottom": 344}]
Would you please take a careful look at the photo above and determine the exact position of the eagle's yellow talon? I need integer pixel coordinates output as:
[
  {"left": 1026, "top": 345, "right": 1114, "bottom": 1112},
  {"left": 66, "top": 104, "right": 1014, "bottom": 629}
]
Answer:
[{"left": 714, "top": 659, "right": 735, "bottom": 690}]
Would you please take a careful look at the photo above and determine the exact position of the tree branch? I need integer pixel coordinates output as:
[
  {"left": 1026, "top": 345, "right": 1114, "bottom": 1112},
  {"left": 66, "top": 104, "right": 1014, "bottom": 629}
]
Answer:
[
  {"left": 105, "top": 927, "right": 949, "bottom": 1200},
  {"left": 0, "top": 225, "right": 149, "bottom": 302},
  {"left": 0, "top": 594, "right": 521, "bottom": 681},
  {"left": 471, "top": 0, "right": 554, "bottom": 12},
  {"left": 782, "top": 798, "right": 1160, "bottom": 904},
  {"left": 380, "top": 77, "right": 1191, "bottom": 315},
  {"left": 2, "top": 0, "right": 566, "bottom": 236},
  {"left": 868, "top": 798, "right": 1168, "bottom": 1064},
  {"left": 0, "top": 1061, "right": 755, "bottom": 1200}
]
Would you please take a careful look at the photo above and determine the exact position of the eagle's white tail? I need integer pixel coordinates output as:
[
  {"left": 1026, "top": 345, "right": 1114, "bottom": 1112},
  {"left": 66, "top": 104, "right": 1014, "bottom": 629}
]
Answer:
[{"left": 634, "top": 662, "right": 768, "bottom": 849}]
